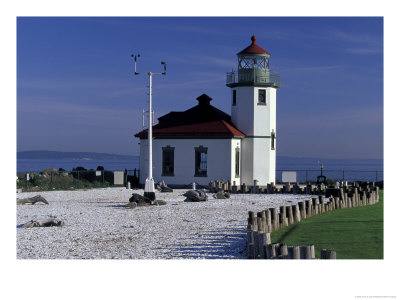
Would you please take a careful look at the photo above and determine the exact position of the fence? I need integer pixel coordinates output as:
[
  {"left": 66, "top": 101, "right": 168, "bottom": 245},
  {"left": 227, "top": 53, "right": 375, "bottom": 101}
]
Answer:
[
  {"left": 247, "top": 183, "right": 380, "bottom": 259},
  {"left": 16, "top": 169, "right": 140, "bottom": 192},
  {"left": 276, "top": 169, "right": 383, "bottom": 183}
]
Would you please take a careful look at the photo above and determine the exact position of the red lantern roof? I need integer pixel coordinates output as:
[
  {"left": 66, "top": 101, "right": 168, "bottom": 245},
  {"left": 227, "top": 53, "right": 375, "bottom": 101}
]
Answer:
[{"left": 237, "top": 35, "right": 271, "bottom": 56}]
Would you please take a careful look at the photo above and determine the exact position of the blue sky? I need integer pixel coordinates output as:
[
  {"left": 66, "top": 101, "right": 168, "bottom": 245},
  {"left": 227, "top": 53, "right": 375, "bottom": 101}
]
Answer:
[{"left": 17, "top": 17, "right": 383, "bottom": 159}]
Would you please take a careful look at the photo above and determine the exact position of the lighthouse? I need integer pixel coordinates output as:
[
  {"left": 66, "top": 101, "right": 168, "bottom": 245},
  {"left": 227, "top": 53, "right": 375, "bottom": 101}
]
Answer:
[
  {"left": 226, "top": 35, "right": 281, "bottom": 185},
  {"left": 135, "top": 35, "right": 280, "bottom": 188}
]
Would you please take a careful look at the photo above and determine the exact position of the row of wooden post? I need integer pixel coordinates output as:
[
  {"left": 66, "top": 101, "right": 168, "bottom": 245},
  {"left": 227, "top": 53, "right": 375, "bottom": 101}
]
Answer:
[
  {"left": 247, "top": 185, "right": 380, "bottom": 259},
  {"left": 247, "top": 234, "right": 336, "bottom": 259},
  {"left": 209, "top": 179, "right": 379, "bottom": 195}
]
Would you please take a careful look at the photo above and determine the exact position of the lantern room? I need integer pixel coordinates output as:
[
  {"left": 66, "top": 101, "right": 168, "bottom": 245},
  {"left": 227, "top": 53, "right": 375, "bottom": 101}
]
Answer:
[{"left": 226, "top": 35, "right": 281, "bottom": 88}]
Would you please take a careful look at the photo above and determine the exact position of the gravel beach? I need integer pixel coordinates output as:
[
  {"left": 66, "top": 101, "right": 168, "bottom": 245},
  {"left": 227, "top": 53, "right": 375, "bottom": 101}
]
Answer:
[{"left": 17, "top": 188, "right": 312, "bottom": 259}]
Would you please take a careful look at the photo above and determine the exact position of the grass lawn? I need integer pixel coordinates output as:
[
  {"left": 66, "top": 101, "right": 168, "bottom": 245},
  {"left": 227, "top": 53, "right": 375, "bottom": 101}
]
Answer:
[{"left": 270, "top": 190, "right": 384, "bottom": 259}]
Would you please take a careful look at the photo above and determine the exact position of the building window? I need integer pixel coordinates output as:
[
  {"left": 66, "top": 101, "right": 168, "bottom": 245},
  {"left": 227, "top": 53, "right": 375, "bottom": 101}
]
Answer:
[
  {"left": 194, "top": 146, "right": 208, "bottom": 177},
  {"left": 162, "top": 146, "right": 174, "bottom": 176},
  {"left": 271, "top": 130, "right": 276, "bottom": 150},
  {"left": 235, "top": 147, "right": 240, "bottom": 178},
  {"left": 232, "top": 90, "right": 236, "bottom": 106},
  {"left": 258, "top": 89, "right": 266, "bottom": 105}
]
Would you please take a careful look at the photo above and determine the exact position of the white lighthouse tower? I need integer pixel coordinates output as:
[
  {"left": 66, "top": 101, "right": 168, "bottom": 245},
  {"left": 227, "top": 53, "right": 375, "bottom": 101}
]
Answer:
[{"left": 226, "top": 35, "right": 281, "bottom": 185}]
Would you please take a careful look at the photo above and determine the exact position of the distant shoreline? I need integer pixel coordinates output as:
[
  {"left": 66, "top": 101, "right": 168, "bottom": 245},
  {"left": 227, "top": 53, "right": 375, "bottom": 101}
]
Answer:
[{"left": 17, "top": 151, "right": 137, "bottom": 161}]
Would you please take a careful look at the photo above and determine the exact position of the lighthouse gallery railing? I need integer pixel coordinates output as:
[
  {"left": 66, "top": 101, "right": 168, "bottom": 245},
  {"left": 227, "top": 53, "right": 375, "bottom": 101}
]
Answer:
[{"left": 226, "top": 70, "right": 281, "bottom": 87}]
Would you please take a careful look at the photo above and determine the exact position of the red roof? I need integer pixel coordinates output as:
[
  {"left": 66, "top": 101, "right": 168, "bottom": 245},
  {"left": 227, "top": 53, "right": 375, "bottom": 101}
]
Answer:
[
  {"left": 237, "top": 35, "right": 271, "bottom": 55},
  {"left": 134, "top": 94, "right": 245, "bottom": 139}
]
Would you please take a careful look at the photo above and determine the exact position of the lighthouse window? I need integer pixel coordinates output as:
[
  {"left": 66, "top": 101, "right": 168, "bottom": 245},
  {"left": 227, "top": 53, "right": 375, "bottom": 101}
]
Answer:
[
  {"left": 232, "top": 90, "right": 236, "bottom": 106},
  {"left": 258, "top": 89, "right": 266, "bottom": 105},
  {"left": 194, "top": 146, "right": 208, "bottom": 177},
  {"left": 162, "top": 146, "right": 175, "bottom": 176}
]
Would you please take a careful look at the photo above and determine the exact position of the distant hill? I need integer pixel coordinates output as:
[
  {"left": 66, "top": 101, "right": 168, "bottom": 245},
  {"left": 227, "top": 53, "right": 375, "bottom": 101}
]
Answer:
[{"left": 17, "top": 150, "right": 137, "bottom": 160}]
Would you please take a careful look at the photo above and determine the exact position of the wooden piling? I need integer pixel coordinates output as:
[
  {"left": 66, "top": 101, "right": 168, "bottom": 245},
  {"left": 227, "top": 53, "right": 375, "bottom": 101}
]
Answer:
[
  {"left": 299, "top": 201, "right": 306, "bottom": 219},
  {"left": 292, "top": 246, "right": 300, "bottom": 259},
  {"left": 265, "top": 209, "right": 272, "bottom": 232},
  {"left": 270, "top": 208, "right": 278, "bottom": 231},
  {"left": 279, "top": 206, "right": 287, "bottom": 227},
  {"left": 319, "top": 195, "right": 325, "bottom": 213},
  {"left": 279, "top": 244, "right": 288, "bottom": 257},
  {"left": 292, "top": 204, "right": 301, "bottom": 222},
  {"left": 306, "top": 199, "right": 313, "bottom": 217},
  {"left": 286, "top": 205, "right": 294, "bottom": 225},
  {"left": 321, "top": 249, "right": 336, "bottom": 259}
]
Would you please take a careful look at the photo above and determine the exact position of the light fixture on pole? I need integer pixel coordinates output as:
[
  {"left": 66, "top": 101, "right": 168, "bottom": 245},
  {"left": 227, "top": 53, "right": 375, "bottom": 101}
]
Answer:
[{"left": 132, "top": 54, "right": 167, "bottom": 201}]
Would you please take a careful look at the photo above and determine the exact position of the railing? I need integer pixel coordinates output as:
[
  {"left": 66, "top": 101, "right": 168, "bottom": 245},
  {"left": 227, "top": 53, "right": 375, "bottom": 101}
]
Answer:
[
  {"left": 226, "top": 70, "right": 281, "bottom": 87},
  {"left": 276, "top": 169, "right": 384, "bottom": 184}
]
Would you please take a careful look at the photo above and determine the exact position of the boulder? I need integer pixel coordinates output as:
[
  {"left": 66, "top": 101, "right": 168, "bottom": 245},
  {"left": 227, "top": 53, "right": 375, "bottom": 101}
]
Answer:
[
  {"left": 213, "top": 191, "right": 230, "bottom": 199},
  {"left": 20, "top": 217, "right": 64, "bottom": 228},
  {"left": 17, "top": 195, "right": 49, "bottom": 205},
  {"left": 183, "top": 190, "right": 208, "bottom": 202},
  {"left": 129, "top": 193, "right": 153, "bottom": 206}
]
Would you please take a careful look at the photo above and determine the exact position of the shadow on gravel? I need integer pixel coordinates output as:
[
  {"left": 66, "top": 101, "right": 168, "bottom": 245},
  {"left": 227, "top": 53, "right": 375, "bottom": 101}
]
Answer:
[
  {"left": 166, "top": 224, "right": 248, "bottom": 259},
  {"left": 105, "top": 204, "right": 128, "bottom": 208}
]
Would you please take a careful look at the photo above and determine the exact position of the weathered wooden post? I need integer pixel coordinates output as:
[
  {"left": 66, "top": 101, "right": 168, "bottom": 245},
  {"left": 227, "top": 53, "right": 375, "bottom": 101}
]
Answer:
[
  {"left": 260, "top": 210, "right": 267, "bottom": 231},
  {"left": 286, "top": 205, "right": 294, "bottom": 225},
  {"left": 306, "top": 199, "right": 313, "bottom": 218},
  {"left": 284, "top": 182, "right": 290, "bottom": 193},
  {"left": 264, "top": 209, "right": 272, "bottom": 232},
  {"left": 312, "top": 197, "right": 318, "bottom": 216},
  {"left": 257, "top": 215, "right": 264, "bottom": 233},
  {"left": 310, "top": 245, "right": 315, "bottom": 258},
  {"left": 293, "top": 204, "right": 301, "bottom": 222},
  {"left": 241, "top": 183, "right": 247, "bottom": 193},
  {"left": 270, "top": 208, "right": 278, "bottom": 231},
  {"left": 279, "top": 206, "right": 287, "bottom": 228},
  {"left": 321, "top": 249, "right": 336, "bottom": 259},
  {"left": 248, "top": 211, "right": 256, "bottom": 229},
  {"left": 299, "top": 201, "right": 307, "bottom": 219},
  {"left": 375, "top": 186, "right": 380, "bottom": 202},
  {"left": 279, "top": 244, "right": 288, "bottom": 258},
  {"left": 319, "top": 195, "right": 325, "bottom": 213},
  {"left": 257, "top": 231, "right": 266, "bottom": 258},
  {"left": 292, "top": 246, "right": 300, "bottom": 259},
  {"left": 232, "top": 181, "right": 237, "bottom": 193},
  {"left": 266, "top": 243, "right": 277, "bottom": 259}
]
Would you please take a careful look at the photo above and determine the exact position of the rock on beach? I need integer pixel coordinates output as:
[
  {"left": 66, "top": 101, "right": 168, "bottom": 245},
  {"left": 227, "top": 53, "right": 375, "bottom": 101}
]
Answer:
[{"left": 17, "top": 188, "right": 312, "bottom": 259}]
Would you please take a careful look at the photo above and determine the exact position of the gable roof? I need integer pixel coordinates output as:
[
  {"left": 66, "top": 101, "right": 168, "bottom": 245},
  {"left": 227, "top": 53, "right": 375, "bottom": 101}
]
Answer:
[{"left": 134, "top": 94, "right": 245, "bottom": 139}]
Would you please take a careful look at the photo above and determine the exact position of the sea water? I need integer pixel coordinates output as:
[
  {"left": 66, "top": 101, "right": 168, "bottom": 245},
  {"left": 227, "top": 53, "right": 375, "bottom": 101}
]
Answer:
[{"left": 17, "top": 156, "right": 383, "bottom": 182}]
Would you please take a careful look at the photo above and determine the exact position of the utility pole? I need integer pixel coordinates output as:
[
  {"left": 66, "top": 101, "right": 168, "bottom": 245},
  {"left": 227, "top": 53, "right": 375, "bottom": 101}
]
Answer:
[{"left": 132, "top": 54, "right": 166, "bottom": 200}]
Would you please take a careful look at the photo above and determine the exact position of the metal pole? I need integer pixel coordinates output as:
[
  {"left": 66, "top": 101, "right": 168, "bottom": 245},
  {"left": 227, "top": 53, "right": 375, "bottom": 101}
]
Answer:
[
  {"left": 133, "top": 55, "right": 166, "bottom": 201},
  {"left": 148, "top": 73, "right": 153, "bottom": 181}
]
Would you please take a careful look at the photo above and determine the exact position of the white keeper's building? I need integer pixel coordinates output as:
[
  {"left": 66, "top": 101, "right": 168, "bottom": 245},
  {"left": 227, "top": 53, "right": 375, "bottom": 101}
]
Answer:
[{"left": 135, "top": 36, "right": 281, "bottom": 187}]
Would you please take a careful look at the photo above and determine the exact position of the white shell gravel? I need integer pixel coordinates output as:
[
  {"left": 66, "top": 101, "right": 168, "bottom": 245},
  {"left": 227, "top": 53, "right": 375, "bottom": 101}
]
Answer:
[{"left": 17, "top": 188, "right": 313, "bottom": 259}]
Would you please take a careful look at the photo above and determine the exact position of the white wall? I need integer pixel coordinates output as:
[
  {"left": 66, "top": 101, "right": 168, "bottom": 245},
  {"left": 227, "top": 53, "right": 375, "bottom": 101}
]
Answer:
[
  {"left": 139, "top": 138, "right": 242, "bottom": 186},
  {"left": 230, "top": 85, "right": 277, "bottom": 185},
  {"left": 231, "top": 86, "right": 255, "bottom": 135}
]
